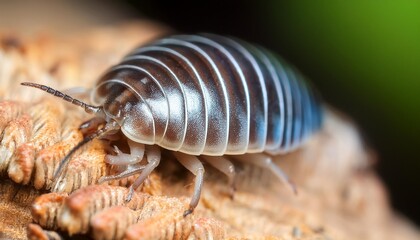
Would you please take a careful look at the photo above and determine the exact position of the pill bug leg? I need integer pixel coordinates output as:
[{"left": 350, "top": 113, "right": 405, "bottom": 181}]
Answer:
[
  {"left": 173, "top": 152, "right": 205, "bottom": 217},
  {"left": 201, "top": 156, "right": 236, "bottom": 198},
  {"left": 79, "top": 117, "right": 106, "bottom": 135},
  {"left": 51, "top": 121, "right": 120, "bottom": 191},
  {"left": 98, "top": 164, "right": 146, "bottom": 183},
  {"left": 98, "top": 140, "right": 147, "bottom": 183},
  {"left": 125, "top": 145, "right": 161, "bottom": 202},
  {"left": 105, "top": 140, "right": 145, "bottom": 165},
  {"left": 232, "top": 153, "right": 297, "bottom": 195}
]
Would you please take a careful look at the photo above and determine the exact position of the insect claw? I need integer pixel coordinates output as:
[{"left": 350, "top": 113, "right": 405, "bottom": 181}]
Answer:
[
  {"left": 113, "top": 145, "right": 122, "bottom": 154},
  {"left": 289, "top": 180, "right": 298, "bottom": 195},
  {"left": 125, "top": 186, "right": 134, "bottom": 202},
  {"left": 183, "top": 208, "right": 193, "bottom": 217},
  {"left": 97, "top": 176, "right": 107, "bottom": 184},
  {"left": 228, "top": 185, "right": 236, "bottom": 200}
]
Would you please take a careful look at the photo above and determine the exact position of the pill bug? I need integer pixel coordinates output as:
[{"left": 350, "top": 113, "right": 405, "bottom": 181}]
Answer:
[{"left": 22, "top": 33, "right": 323, "bottom": 216}]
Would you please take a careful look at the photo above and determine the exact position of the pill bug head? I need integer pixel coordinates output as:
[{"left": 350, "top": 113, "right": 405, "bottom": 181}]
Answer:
[
  {"left": 94, "top": 82, "right": 154, "bottom": 144},
  {"left": 21, "top": 77, "right": 161, "bottom": 182},
  {"left": 21, "top": 78, "right": 160, "bottom": 147},
  {"left": 91, "top": 69, "right": 166, "bottom": 146}
]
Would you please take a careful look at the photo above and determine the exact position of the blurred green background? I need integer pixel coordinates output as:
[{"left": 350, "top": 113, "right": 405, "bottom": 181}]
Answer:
[
  {"left": 264, "top": 1, "right": 420, "bottom": 224},
  {"left": 266, "top": 1, "right": 420, "bottom": 225},
  {"left": 134, "top": 0, "right": 420, "bottom": 224}
]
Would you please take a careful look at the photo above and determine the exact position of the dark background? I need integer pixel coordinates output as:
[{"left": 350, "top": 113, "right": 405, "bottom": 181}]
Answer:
[{"left": 125, "top": 0, "right": 420, "bottom": 225}]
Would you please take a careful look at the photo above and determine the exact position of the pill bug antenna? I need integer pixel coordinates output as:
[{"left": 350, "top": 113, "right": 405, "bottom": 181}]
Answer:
[
  {"left": 52, "top": 121, "right": 119, "bottom": 188},
  {"left": 20, "top": 82, "right": 104, "bottom": 117}
]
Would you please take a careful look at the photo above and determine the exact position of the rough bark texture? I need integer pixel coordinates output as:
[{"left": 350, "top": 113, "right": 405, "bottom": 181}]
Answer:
[{"left": 0, "top": 21, "right": 419, "bottom": 240}]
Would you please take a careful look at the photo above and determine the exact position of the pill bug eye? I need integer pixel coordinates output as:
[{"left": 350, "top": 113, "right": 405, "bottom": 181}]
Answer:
[{"left": 103, "top": 100, "right": 124, "bottom": 120}]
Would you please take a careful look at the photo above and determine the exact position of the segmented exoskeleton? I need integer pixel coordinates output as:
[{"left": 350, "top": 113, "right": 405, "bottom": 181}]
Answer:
[{"left": 22, "top": 34, "right": 323, "bottom": 216}]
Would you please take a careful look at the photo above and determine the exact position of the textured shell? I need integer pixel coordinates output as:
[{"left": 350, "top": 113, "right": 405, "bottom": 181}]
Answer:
[{"left": 92, "top": 34, "right": 323, "bottom": 156}]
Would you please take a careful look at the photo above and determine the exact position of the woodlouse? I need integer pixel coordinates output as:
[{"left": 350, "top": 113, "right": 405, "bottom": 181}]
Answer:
[{"left": 22, "top": 34, "right": 324, "bottom": 216}]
